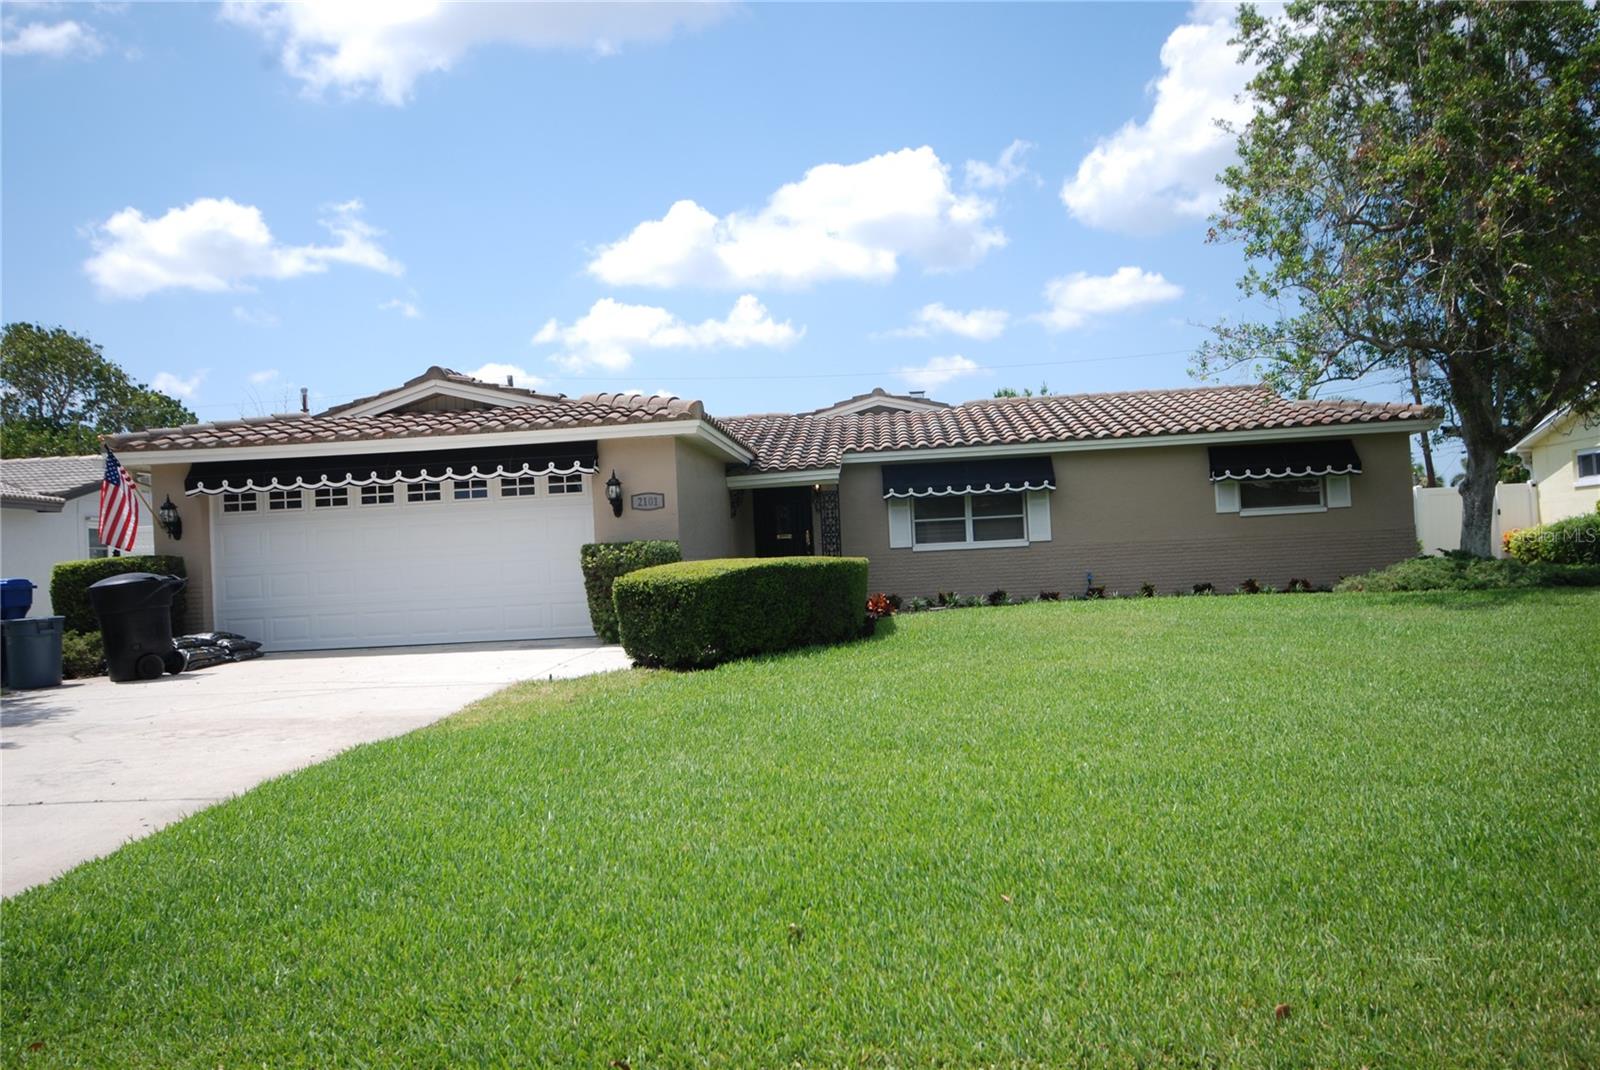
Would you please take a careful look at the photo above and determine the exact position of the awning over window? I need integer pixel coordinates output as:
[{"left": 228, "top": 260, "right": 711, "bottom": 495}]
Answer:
[
  {"left": 881, "top": 456, "right": 1055, "bottom": 499},
  {"left": 184, "top": 441, "right": 599, "bottom": 495},
  {"left": 1208, "top": 439, "right": 1361, "bottom": 482}
]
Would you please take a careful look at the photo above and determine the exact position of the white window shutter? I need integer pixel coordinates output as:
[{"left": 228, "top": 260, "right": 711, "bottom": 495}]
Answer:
[
  {"left": 1214, "top": 481, "right": 1241, "bottom": 513},
  {"left": 1026, "top": 490, "right": 1052, "bottom": 542},
  {"left": 887, "top": 498, "right": 913, "bottom": 548},
  {"left": 1326, "top": 474, "right": 1352, "bottom": 508}
]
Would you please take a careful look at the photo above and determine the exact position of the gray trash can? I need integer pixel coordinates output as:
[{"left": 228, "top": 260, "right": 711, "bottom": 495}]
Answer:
[{"left": 1, "top": 616, "right": 65, "bottom": 690}]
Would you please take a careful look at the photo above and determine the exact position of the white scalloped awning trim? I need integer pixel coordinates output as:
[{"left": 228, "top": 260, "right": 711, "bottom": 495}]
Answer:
[
  {"left": 1208, "top": 464, "right": 1360, "bottom": 483},
  {"left": 882, "top": 480, "right": 1055, "bottom": 499},
  {"left": 187, "top": 461, "right": 595, "bottom": 495}
]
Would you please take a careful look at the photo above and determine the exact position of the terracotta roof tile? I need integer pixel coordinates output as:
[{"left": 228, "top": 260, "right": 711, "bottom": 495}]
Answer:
[{"left": 724, "top": 384, "right": 1429, "bottom": 472}]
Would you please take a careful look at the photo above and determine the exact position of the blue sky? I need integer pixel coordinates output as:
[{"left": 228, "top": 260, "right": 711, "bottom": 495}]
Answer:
[{"left": 3, "top": 1, "right": 1433, "bottom": 450}]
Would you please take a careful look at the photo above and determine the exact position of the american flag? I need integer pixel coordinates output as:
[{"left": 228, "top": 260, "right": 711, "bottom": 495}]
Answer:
[{"left": 99, "top": 448, "right": 140, "bottom": 553}]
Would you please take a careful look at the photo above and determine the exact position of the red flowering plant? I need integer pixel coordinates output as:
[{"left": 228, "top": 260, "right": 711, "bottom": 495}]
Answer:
[{"left": 865, "top": 593, "right": 895, "bottom": 620}]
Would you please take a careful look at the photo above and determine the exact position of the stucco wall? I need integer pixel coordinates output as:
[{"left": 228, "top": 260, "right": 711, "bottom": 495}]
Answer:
[
  {"left": 148, "top": 464, "right": 214, "bottom": 631},
  {"left": 674, "top": 439, "right": 749, "bottom": 558},
  {"left": 591, "top": 436, "right": 682, "bottom": 545},
  {"left": 1, "top": 492, "right": 157, "bottom": 617},
  {"left": 1527, "top": 413, "right": 1600, "bottom": 523},
  {"left": 839, "top": 432, "right": 1419, "bottom": 597}
]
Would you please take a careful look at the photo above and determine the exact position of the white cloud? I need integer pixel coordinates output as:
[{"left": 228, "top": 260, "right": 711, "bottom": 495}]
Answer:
[
  {"left": 587, "top": 146, "right": 1005, "bottom": 290},
  {"left": 887, "top": 302, "right": 1008, "bottom": 341},
  {"left": 248, "top": 368, "right": 280, "bottom": 385},
  {"left": 1037, "top": 266, "right": 1183, "bottom": 331},
  {"left": 152, "top": 370, "right": 205, "bottom": 400},
  {"left": 896, "top": 355, "right": 981, "bottom": 393},
  {"left": 1060, "top": 4, "right": 1255, "bottom": 233},
  {"left": 232, "top": 306, "right": 280, "bottom": 328},
  {"left": 379, "top": 297, "right": 420, "bottom": 319},
  {"left": 965, "top": 139, "right": 1038, "bottom": 191},
  {"left": 1, "top": 19, "right": 104, "bottom": 57},
  {"left": 463, "top": 362, "right": 542, "bottom": 390},
  {"left": 535, "top": 294, "right": 802, "bottom": 373},
  {"left": 222, "top": 1, "right": 731, "bottom": 105},
  {"left": 83, "top": 197, "right": 402, "bottom": 299}
]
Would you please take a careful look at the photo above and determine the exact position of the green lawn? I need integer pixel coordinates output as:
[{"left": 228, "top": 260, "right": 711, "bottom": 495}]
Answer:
[{"left": 5, "top": 591, "right": 1599, "bottom": 1067}]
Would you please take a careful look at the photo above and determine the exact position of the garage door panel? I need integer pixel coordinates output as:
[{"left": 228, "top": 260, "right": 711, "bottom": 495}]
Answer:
[{"left": 215, "top": 490, "right": 597, "bottom": 651}]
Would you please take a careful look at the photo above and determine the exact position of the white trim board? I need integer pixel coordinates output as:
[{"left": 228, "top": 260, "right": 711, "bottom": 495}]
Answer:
[
  {"left": 725, "top": 467, "right": 841, "bottom": 489},
  {"left": 835, "top": 419, "right": 1439, "bottom": 466},
  {"left": 121, "top": 419, "right": 752, "bottom": 469}
]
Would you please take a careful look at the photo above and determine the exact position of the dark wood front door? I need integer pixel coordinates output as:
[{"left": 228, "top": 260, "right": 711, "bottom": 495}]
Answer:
[{"left": 753, "top": 487, "right": 814, "bottom": 557}]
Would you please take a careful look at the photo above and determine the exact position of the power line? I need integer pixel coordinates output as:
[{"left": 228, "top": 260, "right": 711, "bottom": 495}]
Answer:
[{"left": 181, "top": 345, "right": 1204, "bottom": 413}]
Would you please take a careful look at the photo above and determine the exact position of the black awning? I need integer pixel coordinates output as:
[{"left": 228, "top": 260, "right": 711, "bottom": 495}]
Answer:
[
  {"left": 1208, "top": 439, "right": 1361, "bottom": 482},
  {"left": 184, "top": 441, "right": 599, "bottom": 495},
  {"left": 881, "top": 455, "right": 1055, "bottom": 499}
]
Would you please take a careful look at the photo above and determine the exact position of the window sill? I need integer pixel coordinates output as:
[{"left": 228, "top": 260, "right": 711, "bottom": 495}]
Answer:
[
  {"left": 911, "top": 538, "right": 1031, "bottom": 552},
  {"left": 1575, "top": 477, "right": 1600, "bottom": 489},
  {"left": 1237, "top": 505, "right": 1328, "bottom": 517}
]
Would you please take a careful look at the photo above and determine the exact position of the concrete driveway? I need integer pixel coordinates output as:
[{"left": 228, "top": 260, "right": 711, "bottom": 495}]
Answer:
[{"left": 1, "top": 639, "right": 630, "bottom": 897}]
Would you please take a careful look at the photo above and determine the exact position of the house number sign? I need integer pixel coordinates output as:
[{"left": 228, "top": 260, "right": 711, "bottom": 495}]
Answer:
[{"left": 630, "top": 492, "right": 666, "bottom": 511}]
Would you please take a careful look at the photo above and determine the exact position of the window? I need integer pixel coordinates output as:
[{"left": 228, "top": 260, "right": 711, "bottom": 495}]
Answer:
[
  {"left": 500, "top": 475, "right": 539, "bottom": 497},
  {"left": 222, "top": 491, "right": 257, "bottom": 514},
  {"left": 1578, "top": 448, "right": 1599, "bottom": 485},
  {"left": 1238, "top": 477, "right": 1324, "bottom": 514},
  {"left": 407, "top": 482, "right": 442, "bottom": 503},
  {"left": 912, "top": 492, "right": 1027, "bottom": 548},
  {"left": 360, "top": 486, "right": 395, "bottom": 506},
  {"left": 267, "top": 489, "right": 303, "bottom": 511},
  {"left": 87, "top": 523, "right": 122, "bottom": 559},
  {"left": 314, "top": 487, "right": 349, "bottom": 508},
  {"left": 453, "top": 478, "right": 489, "bottom": 501},
  {"left": 548, "top": 472, "right": 584, "bottom": 495}
]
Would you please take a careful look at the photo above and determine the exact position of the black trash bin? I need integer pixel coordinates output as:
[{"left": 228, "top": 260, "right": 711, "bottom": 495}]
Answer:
[{"left": 87, "top": 573, "right": 187, "bottom": 683}]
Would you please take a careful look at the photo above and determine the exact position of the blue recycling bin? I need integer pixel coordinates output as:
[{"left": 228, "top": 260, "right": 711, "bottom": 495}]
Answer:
[{"left": 1, "top": 578, "right": 35, "bottom": 621}]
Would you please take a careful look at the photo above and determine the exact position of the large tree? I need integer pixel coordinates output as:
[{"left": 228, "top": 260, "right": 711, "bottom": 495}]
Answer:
[
  {"left": 0, "top": 323, "right": 195, "bottom": 458},
  {"left": 1199, "top": 1, "right": 1600, "bottom": 555}
]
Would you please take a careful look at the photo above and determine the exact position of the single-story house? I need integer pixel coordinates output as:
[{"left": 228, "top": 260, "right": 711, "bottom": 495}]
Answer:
[
  {"left": 1, "top": 455, "right": 156, "bottom": 616},
  {"left": 105, "top": 366, "right": 1435, "bottom": 651},
  {"left": 1512, "top": 406, "right": 1600, "bottom": 524}
]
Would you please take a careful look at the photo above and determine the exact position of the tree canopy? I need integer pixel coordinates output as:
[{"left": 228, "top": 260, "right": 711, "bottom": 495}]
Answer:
[
  {"left": 0, "top": 323, "right": 196, "bottom": 458},
  {"left": 1200, "top": 0, "right": 1600, "bottom": 554}
]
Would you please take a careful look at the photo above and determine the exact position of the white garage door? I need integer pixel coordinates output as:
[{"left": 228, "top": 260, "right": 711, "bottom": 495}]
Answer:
[{"left": 211, "top": 474, "right": 596, "bottom": 651}]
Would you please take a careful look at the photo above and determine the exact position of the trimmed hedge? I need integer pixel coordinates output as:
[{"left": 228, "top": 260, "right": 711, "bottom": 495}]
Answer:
[
  {"left": 50, "top": 555, "right": 188, "bottom": 634},
  {"left": 579, "top": 541, "right": 682, "bottom": 643},
  {"left": 614, "top": 557, "right": 870, "bottom": 669},
  {"left": 1505, "top": 508, "right": 1600, "bottom": 566},
  {"left": 1334, "top": 554, "right": 1600, "bottom": 592},
  {"left": 61, "top": 630, "right": 107, "bottom": 679}
]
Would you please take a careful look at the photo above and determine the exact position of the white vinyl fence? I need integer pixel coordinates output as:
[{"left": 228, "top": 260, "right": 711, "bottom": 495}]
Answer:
[{"left": 1413, "top": 483, "right": 1539, "bottom": 557}]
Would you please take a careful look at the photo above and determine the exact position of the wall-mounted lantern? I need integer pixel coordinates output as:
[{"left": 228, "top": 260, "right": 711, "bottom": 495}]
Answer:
[
  {"left": 605, "top": 470, "right": 623, "bottom": 517},
  {"left": 157, "top": 495, "right": 183, "bottom": 540}
]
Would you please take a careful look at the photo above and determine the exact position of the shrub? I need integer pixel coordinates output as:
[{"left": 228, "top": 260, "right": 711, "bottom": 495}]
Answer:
[
  {"left": 1084, "top": 586, "right": 1106, "bottom": 599},
  {"left": 61, "top": 630, "right": 106, "bottom": 679},
  {"left": 1192, "top": 583, "right": 1215, "bottom": 595},
  {"left": 1334, "top": 554, "right": 1600, "bottom": 592},
  {"left": 50, "top": 556, "right": 188, "bottom": 634},
  {"left": 614, "top": 557, "right": 869, "bottom": 669},
  {"left": 1038, "top": 590, "right": 1061, "bottom": 602},
  {"left": 1138, "top": 581, "right": 1156, "bottom": 598},
  {"left": 579, "top": 541, "right": 681, "bottom": 643},
  {"left": 1240, "top": 578, "right": 1263, "bottom": 594},
  {"left": 866, "top": 593, "right": 895, "bottom": 619},
  {"left": 985, "top": 589, "right": 1008, "bottom": 606},
  {"left": 1286, "top": 578, "right": 1315, "bottom": 593},
  {"left": 885, "top": 593, "right": 903, "bottom": 611},
  {"left": 936, "top": 591, "right": 958, "bottom": 607},
  {"left": 1505, "top": 512, "right": 1600, "bottom": 566}
]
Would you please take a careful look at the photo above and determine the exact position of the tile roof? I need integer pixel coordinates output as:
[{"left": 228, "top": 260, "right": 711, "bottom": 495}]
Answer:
[
  {"left": 1, "top": 480, "right": 66, "bottom": 512},
  {"left": 320, "top": 365, "right": 567, "bottom": 415},
  {"left": 724, "top": 384, "right": 1430, "bottom": 472},
  {"left": 105, "top": 392, "right": 737, "bottom": 454},
  {"left": 0, "top": 455, "right": 105, "bottom": 499}
]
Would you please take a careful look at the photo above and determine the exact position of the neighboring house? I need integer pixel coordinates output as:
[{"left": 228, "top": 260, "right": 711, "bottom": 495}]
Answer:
[
  {"left": 1512, "top": 406, "right": 1600, "bottom": 524},
  {"left": 106, "top": 366, "right": 1434, "bottom": 651},
  {"left": 0, "top": 455, "right": 156, "bottom": 616}
]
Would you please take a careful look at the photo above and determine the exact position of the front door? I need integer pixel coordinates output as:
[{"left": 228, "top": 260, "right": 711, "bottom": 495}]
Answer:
[{"left": 753, "top": 487, "right": 814, "bottom": 557}]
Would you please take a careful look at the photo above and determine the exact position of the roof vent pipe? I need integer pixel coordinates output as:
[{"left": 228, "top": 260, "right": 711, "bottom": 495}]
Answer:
[
  {"left": 908, "top": 390, "right": 926, "bottom": 398},
  {"left": 300, "top": 387, "right": 309, "bottom": 413},
  {"left": 506, "top": 375, "right": 514, "bottom": 387}
]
